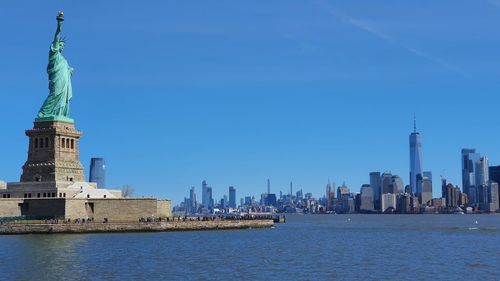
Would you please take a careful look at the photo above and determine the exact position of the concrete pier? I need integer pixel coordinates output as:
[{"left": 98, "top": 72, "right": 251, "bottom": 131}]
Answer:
[{"left": 0, "top": 219, "right": 274, "bottom": 235}]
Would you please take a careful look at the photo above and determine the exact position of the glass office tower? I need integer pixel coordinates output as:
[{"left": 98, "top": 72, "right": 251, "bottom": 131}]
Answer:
[
  {"left": 89, "top": 157, "right": 106, "bottom": 188},
  {"left": 370, "top": 172, "right": 382, "bottom": 210},
  {"left": 462, "top": 149, "right": 481, "bottom": 203},
  {"left": 202, "top": 180, "right": 209, "bottom": 209},
  {"left": 409, "top": 121, "right": 423, "bottom": 195},
  {"left": 229, "top": 186, "right": 236, "bottom": 208}
]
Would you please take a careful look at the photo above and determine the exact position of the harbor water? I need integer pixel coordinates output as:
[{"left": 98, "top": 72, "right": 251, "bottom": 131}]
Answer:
[{"left": 1, "top": 214, "right": 499, "bottom": 280}]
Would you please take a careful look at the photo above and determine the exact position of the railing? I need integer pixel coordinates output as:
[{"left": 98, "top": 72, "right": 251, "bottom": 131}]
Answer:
[{"left": 0, "top": 216, "right": 54, "bottom": 224}]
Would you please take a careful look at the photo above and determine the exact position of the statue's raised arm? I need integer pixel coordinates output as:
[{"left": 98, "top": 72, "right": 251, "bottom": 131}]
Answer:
[{"left": 51, "top": 12, "right": 64, "bottom": 52}]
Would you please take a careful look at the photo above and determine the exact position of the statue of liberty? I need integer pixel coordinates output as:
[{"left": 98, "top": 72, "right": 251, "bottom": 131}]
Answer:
[{"left": 37, "top": 12, "right": 74, "bottom": 123}]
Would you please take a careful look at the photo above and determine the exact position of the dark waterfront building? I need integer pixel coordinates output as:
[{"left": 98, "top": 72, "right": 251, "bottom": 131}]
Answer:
[
  {"left": 445, "top": 183, "right": 461, "bottom": 209},
  {"left": 489, "top": 166, "right": 500, "bottom": 207},
  {"left": 370, "top": 172, "right": 381, "bottom": 210},
  {"left": 441, "top": 178, "right": 447, "bottom": 198},
  {"left": 355, "top": 193, "right": 361, "bottom": 213},
  {"left": 489, "top": 166, "right": 500, "bottom": 184},
  {"left": 89, "top": 157, "right": 106, "bottom": 188},
  {"left": 397, "top": 194, "right": 412, "bottom": 214}
]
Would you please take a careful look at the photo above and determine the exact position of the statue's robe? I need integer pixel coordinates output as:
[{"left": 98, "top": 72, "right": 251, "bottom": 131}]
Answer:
[{"left": 37, "top": 42, "right": 73, "bottom": 118}]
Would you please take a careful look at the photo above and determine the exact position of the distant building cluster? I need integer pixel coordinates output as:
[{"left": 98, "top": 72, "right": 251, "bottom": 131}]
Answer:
[
  {"left": 173, "top": 179, "right": 322, "bottom": 215},
  {"left": 173, "top": 120, "right": 500, "bottom": 215}
]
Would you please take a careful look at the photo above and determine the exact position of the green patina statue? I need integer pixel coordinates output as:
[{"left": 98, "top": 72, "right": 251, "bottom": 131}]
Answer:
[{"left": 36, "top": 11, "right": 74, "bottom": 123}]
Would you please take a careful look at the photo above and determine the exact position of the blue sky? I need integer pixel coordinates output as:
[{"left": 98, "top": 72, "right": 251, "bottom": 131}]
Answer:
[{"left": 1, "top": 1, "right": 500, "bottom": 204}]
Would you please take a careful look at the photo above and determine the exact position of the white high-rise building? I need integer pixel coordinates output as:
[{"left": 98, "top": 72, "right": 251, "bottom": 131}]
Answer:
[
  {"left": 381, "top": 193, "right": 396, "bottom": 213},
  {"left": 489, "top": 181, "right": 500, "bottom": 212},
  {"left": 476, "top": 156, "right": 489, "bottom": 187}
]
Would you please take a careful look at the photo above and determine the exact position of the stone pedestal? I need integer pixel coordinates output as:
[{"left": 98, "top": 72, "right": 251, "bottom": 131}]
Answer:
[{"left": 21, "top": 121, "right": 84, "bottom": 183}]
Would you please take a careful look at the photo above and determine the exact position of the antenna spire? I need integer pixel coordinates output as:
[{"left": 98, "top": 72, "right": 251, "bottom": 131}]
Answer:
[{"left": 413, "top": 114, "right": 417, "bottom": 133}]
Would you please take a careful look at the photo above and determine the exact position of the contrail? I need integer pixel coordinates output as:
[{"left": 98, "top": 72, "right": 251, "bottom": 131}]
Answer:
[
  {"left": 317, "top": 2, "right": 470, "bottom": 79},
  {"left": 487, "top": 0, "right": 500, "bottom": 9}
]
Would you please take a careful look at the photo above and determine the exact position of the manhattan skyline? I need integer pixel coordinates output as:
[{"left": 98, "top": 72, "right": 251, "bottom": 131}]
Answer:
[{"left": 2, "top": 1, "right": 500, "bottom": 204}]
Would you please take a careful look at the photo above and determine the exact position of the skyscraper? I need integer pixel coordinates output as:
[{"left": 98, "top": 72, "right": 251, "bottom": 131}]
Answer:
[
  {"left": 476, "top": 156, "right": 489, "bottom": 187},
  {"left": 326, "top": 180, "right": 333, "bottom": 199},
  {"left": 370, "top": 172, "right": 382, "bottom": 210},
  {"left": 489, "top": 166, "right": 500, "bottom": 207},
  {"left": 462, "top": 149, "right": 482, "bottom": 204},
  {"left": 381, "top": 172, "right": 394, "bottom": 194},
  {"left": 189, "top": 186, "right": 196, "bottom": 213},
  {"left": 445, "top": 183, "right": 461, "bottom": 208},
  {"left": 229, "top": 186, "right": 236, "bottom": 208},
  {"left": 296, "top": 189, "right": 303, "bottom": 200},
  {"left": 207, "top": 187, "right": 213, "bottom": 209},
  {"left": 381, "top": 193, "right": 397, "bottom": 213},
  {"left": 418, "top": 175, "right": 433, "bottom": 206},
  {"left": 202, "top": 180, "right": 209, "bottom": 208},
  {"left": 360, "top": 184, "right": 375, "bottom": 212},
  {"left": 489, "top": 166, "right": 500, "bottom": 185},
  {"left": 337, "top": 183, "right": 350, "bottom": 199},
  {"left": 391, "top": 175, "right": 405, "bottom": 194},
  {"left": 423, "top": 171, "right": 433, "bottom": 194},
  {"left": 89, "top": 157, "right": 105, "bottom": 188},
  {"left": 326, "top": 180, "right": 335, "bottom": 211},
  {"left": 266, "top": 194, "right": 277, "bottom": 207},
  {"left": 221, "top": 195, "right": 228, "bottom": 209},
  {"left": 267, "top": 179, "right": 271, "bottom": 194},
  {"left": 441, "top": 177, "right": 447, "bottom": 198},
  {"left": 409, "top": 119, "right": 423, "bottom": 195},
  {"left": 489, "top": 181, "right": 500, "bottom": 212}
]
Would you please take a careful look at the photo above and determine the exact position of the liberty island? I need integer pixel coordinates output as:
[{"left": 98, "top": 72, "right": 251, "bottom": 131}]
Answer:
[
  {"left": 0, "top": 12, "right": 274, "bottom": 233},
  {"left": 0, "top": 12, "right": 170, "bottom": 223}
]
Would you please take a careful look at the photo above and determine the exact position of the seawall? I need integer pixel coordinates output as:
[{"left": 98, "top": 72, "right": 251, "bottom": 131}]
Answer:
[{"left": 0, "top": 220, "right": 274, "bottom": 235}]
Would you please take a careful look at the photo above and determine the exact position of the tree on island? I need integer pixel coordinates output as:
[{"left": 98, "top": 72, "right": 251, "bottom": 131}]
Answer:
[{"left": 121, "top": 185, "right": 135, "bottom": 198}]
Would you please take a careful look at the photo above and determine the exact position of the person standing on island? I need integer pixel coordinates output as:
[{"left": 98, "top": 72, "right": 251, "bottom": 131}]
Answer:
[{"left": 37, "top": 11, "right": 74, "bottom": 121}]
